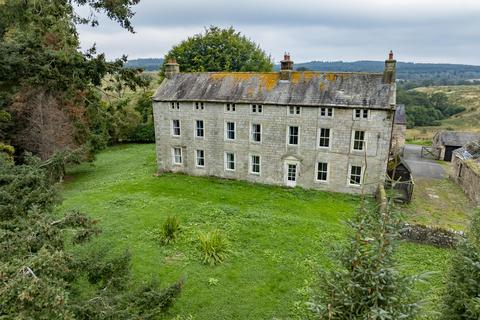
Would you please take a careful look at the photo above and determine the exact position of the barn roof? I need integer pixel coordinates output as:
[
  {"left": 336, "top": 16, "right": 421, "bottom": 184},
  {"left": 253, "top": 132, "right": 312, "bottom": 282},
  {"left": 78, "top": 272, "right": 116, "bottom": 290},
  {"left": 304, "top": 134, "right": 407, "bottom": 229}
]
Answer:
[
  {"left": 434, "top": 131, "right": 480, "bottom": 147},
  {"left": 454, "top": 140, "right": 480, "bottom": 161},
  {"left": 394, "top": 104, "right": 406, "bottom": 125},
  {"left": 153, "top": 71, "right": 395, "bottom": 109}
]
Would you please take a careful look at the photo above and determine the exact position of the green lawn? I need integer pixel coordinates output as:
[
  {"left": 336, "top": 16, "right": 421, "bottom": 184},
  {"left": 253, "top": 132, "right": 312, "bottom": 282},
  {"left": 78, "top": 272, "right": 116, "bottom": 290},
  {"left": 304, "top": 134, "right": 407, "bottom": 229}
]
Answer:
[{"left": 60, "top": 144, "right": 452, "bottom": 319}]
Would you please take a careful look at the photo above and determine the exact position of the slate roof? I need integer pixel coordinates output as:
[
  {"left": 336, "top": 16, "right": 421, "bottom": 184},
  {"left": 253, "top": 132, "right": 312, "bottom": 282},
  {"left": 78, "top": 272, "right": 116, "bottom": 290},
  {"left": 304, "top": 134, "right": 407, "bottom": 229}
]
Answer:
[
  {"left": 454, "top": 140, "right": 480, "bottom": 161},
  {"left": 434, "top": 131, "right": 480, "bottom": 147},
  {"left": 394, "top": 104, "right": 406, "bottom": 125},
  {"left": 153, "top": 72, "right": 395, "bottom": 109}
]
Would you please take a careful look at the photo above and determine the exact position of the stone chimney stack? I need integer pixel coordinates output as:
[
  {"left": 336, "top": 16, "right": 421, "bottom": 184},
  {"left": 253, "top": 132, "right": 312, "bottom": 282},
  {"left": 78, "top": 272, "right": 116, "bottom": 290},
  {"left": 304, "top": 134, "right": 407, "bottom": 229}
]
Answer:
[
  {"left": 165, "top": 58, "right": 180, "bottom": 79},
  {"left": 383, "top": 50, "right": 396, "bottom": 84},
  {"left": 280, "top": 52, "right": 293, "bottom": 81}
]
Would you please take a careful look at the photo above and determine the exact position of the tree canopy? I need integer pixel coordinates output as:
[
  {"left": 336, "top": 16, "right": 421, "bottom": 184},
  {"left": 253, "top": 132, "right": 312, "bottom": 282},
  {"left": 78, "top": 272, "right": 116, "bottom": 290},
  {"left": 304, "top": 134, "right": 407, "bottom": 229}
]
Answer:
[{"left": 163, "top": 26, "right": 273, "bottom": 73}]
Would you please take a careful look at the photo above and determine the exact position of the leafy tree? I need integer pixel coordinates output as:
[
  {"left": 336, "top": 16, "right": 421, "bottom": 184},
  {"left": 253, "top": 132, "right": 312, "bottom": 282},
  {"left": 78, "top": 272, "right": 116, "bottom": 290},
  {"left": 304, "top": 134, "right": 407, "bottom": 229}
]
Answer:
[
  {"left": 0, "top": 0, "right": 146, "bottom": 160},
  {"left": 311, "top": 200, "right": 421, "bottom": 319},
  {"left": 0, "top": 154, "right": 182, "bottom": 318},
  {"left": 442, "top": 211, "right": 480, "bottom": 320},
  {"left": 163, "top": 26, "right": 273, "bottom": 73}
]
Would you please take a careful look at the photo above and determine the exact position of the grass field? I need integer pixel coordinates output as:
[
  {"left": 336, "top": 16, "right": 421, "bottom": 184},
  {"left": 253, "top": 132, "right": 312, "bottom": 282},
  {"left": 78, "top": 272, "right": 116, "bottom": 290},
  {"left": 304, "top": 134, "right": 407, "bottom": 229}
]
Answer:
[
  {"left": 60, "top": 144, "right": 452, "bottom": 319},
  {"left": 407, "top": 85, "right": 480, "bottom": 144}
]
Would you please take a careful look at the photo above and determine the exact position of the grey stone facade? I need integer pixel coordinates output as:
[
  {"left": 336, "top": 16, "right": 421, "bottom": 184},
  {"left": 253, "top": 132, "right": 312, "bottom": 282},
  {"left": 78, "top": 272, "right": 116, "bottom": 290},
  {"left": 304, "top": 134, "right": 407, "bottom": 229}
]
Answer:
[{"left": 153, "top": 54, "right": 397, "bottom": 194}]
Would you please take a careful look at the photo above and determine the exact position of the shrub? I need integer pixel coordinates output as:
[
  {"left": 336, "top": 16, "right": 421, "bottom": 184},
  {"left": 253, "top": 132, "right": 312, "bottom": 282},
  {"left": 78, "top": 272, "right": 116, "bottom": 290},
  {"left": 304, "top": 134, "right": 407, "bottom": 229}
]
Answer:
[
  {"left": 159, "top": 216, "right": 181, "bottom": 245},
  {"left": 127, "top": 123, "right": 155, "bottom": 142},
  {"left": 198, "top": 229, "right": 229, "bottom": 266}
]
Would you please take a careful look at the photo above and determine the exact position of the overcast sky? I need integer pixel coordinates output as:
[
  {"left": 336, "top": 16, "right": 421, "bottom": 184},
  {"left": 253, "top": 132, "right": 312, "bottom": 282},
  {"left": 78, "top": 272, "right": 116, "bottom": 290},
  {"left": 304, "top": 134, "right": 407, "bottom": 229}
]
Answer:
[{"left": 76, "top": 0, "right": 480, "bottom": 65}]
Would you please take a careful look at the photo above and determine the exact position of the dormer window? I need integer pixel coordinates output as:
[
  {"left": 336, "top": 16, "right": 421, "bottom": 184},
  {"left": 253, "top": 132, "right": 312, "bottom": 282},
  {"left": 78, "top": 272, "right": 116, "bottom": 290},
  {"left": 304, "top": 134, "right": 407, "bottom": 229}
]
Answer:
[
  {"left": 226, "top": 103, "right": 236, "bottom": 112},
  {"left": 195, "top": 102, "right": 204, "bottom": 110}
]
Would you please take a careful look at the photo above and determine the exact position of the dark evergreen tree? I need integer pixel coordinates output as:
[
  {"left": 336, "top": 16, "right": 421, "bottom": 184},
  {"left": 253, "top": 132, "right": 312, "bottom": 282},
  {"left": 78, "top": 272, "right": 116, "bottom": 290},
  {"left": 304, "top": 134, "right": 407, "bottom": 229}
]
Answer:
[{"left": 442, "top": 211, "right": 480, "bottom": 320}]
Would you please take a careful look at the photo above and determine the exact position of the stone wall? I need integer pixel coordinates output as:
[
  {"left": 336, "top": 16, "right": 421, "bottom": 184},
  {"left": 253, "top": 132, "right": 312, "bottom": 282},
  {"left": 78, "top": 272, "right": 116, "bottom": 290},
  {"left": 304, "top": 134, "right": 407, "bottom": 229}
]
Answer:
[
  {"left": 153, "top": 101, "right": 394, "bottom": 194},
  {"left": 391, "top": 123, "right": 406, "bottom": 155},
  {"left": 400, "top": 223, "right": 464, "bottom": 248},
  {"left": 452, "top": 156, "right": 480, "bottom": 205}
]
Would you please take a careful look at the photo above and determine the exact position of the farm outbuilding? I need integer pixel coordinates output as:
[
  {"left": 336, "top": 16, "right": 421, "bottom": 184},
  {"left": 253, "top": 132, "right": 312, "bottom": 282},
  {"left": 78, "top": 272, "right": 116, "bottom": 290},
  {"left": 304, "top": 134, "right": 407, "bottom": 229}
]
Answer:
[
  {"left": 390, "top": 104, "right": 406, "bottom": 155},
  {"left": 432, "top": 131, "right": 480, "bottom": 161},
  {"left": 387, "top": 157, "right": 414, "bottom": 203},
  {"left": 452, "top": 140, "right": 480, "bottom": 205}
]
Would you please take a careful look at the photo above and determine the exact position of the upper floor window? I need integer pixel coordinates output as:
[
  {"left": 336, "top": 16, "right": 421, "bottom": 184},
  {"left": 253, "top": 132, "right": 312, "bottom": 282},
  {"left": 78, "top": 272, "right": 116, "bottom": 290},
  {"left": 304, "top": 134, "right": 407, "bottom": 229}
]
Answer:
[
  {"left": 320, "top": 107, "right": 333, "bottom": 118},
  {"left": 353, "top": 130, "right": 365, "bottom": 151},
  {"left": 172, "top": 119, "right": 181, "bottom": 136},
  {"left": 226, "top": 122, "right": 236, "bottom": 140},
  {"left": 195, "top": 102, "right": 204, "bottom": 110},
  {"left": 226, "top": 103, "right": 236, "bottom": 112},
  {"left": 196, "top": 149, "right": 205, "bottom": 167},
  {"left": 251, "top": 123, "right": 261, "bottom": 142},
  {"left": 196, "top": 120, "right": 204, "bottom": 137},
  {"left": 319, "top": 128, "right": 331, "bottom": 148},
  {"left": 288, "top": 106, "right": 301, "bottom": 115},
  {"left": 225, "top": 152, "right": 235, "bottom": 171},
  {"left": 171, "top": 102, "right": 180, "bottom": 110},
  {"left": 354, "top": 109, "right": 369, "bottom": 119},
  {"left": 350, "top": 165, "right": 363, "bottom": 185},
  {"left": 316, "top": 162, "right": 328, "bottom": 182},
  {"left": 252, "top": 104, "right": 263, "bottom": 113},
  {"left": 251, "top": 155, "right": 261, "bottom": 174},
  {"left": 172, "top": 147, "right": 182, "bottom": 164},
  {"left": 288, "top": 126, "right": 299, "bottom": 145}
]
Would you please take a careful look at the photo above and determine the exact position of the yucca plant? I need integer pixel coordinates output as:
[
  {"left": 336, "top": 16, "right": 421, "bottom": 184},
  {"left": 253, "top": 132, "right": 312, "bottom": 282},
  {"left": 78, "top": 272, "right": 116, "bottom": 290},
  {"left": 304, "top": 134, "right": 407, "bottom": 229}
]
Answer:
[
  {"left": 198, "top": 229, "right": 229, "bottom": 266},
  {"left": 160, "top": 216, "right": 181, "bottom": 245}
]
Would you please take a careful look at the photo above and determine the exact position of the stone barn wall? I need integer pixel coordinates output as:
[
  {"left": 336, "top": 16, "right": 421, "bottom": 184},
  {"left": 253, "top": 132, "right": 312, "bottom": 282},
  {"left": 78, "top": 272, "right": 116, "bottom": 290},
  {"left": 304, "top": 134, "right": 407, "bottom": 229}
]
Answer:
[{"left": 452, "top": 156, "right": 480, "bottom": 205}]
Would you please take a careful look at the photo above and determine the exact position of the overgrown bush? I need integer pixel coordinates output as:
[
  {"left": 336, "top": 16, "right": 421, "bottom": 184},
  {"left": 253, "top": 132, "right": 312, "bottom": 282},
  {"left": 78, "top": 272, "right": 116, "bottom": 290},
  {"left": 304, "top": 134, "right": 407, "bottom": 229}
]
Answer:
[
  {"left": 158, "top": 216, "right": 181, "bottom": 245},
  {"left": 442, "top": 211, "right": 480, "bottom": 319},
  {"left": 127, "top": 123, "right": 155, "bottom": 142},
  {"left": 198, "top": 229, "right": 229, "bottom": 266}
]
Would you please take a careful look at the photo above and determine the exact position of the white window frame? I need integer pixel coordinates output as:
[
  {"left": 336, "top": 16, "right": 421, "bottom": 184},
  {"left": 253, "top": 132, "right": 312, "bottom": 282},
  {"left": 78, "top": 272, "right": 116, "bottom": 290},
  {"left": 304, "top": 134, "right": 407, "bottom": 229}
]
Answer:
[
  {"left": 250, "top": 123, "right": 262, "bottom": 143},
  {"left": 194, "top": 102, "right": 204, "bottom": 110},
  {"left": 351, "top": 130, "right": 366, "bottom": 151},
  {"left": 225, "top": 103, "right": 236, "bottom": 112},
  {"left": 195, "top": 149, "right": 205, "bottom": 167},
  {"left": 287, "top": 125, "right": 299, "bottom": 145},
  {"left": 195, "top": 120, "right": 204, "bottom": 138},
  {"left": 224, "top": 152, "right": 235, "bottom": 171},
  {"left": 171, "top": 119, "right": 181, "bottom": 137},
  {"left": 225, "top": 121, "right": 236, "bottom": 140},
  {"left": 315, "top": 161, "right": 329, "bottom": 183},
  {"left": 349, "top": 165, "right": 363, "bottom": 186},
  {"left": 251, "top": 104, "right": 263, "bottom": 113},
  {"left": 320, "top": 107, "right": 334, "bottom": 118},
  {"left": 250, "top": 154, "right": 261, "bottom": 175},
  {"left": 172, "top": 147, "right": 183, "bottom": 165},
  {"left": 288, "top": 106, "right": 301, "bottom": 115},
  {"left": 353, "top": 108, "right": 369, "bottom": 120},
  {"left": 318, "top": 128, "right": 331, "bottom": 149}
]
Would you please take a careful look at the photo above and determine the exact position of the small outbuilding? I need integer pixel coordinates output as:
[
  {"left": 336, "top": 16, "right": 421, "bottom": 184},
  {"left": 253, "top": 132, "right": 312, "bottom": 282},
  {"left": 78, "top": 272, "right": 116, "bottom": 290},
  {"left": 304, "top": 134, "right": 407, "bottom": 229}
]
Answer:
[
  {"left": 452, "top": 140, "right": 480, "bottom": 205},
  {"left": 432, "top": 131, "right": 480, "bottom": 161},
  {"left": 387, "top": 157, "right": 414, "bottom": 203}
]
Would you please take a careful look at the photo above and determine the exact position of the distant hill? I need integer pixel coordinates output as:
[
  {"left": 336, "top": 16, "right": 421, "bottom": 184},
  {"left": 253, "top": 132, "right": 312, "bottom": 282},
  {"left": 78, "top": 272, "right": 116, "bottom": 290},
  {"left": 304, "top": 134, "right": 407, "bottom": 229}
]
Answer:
[
  {"left": 126, "top": 58, "right": 480, "bottom": 84},
  {"left": 125, "top": 58, "right": 163, "bottom": 71}
]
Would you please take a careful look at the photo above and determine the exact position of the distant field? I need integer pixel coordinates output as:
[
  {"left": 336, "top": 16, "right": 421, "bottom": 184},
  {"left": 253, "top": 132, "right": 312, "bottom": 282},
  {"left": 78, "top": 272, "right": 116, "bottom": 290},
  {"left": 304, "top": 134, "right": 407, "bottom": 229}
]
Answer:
[
  {"left": 60, "top": 144, "right": 451, "bottom": 319},
  {"left": 407, "top": 85, "right": 480, "bottom": 143}
]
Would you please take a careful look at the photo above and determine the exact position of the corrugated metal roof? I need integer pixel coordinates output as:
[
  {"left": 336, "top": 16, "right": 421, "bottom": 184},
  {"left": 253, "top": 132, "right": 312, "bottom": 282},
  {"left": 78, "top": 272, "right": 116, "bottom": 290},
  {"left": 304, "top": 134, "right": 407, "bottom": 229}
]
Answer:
[
  {"left": 454, "top": 140, "right": 480, "bottom": 160},
  {"left": 153, "top": 71, "right": 395, "bottom": 109}
]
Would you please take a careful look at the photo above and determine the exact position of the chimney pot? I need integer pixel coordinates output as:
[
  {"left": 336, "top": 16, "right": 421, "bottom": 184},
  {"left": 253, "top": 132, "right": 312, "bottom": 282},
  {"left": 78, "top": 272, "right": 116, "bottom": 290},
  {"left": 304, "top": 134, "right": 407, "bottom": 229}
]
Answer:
[{"left": 388, "top": 50, "right": 394, "bottom": 60}]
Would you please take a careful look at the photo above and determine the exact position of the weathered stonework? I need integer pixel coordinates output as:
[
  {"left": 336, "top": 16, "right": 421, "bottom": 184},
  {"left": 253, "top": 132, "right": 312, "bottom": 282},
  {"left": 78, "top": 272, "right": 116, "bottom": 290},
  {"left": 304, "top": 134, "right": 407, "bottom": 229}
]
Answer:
[
  {"left": 152, "top": 54, "right": 397, "bottom": 194},
  {"left": 452, "top": 154, "right": 480, "bottom": 205}
]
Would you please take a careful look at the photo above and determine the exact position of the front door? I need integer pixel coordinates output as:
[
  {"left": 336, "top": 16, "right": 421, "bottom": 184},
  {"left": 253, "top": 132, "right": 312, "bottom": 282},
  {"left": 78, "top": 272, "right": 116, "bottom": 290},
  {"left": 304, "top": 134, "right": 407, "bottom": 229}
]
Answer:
[{"left": 285, "top": 162, "right": 298, "bottom": 187}]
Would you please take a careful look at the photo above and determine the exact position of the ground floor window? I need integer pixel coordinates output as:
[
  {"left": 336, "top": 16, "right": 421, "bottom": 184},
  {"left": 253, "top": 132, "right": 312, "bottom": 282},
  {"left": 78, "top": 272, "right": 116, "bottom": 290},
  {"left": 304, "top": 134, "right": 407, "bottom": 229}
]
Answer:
[
  {"left": 225, "top": 152, "right": 235, "bottom": 171},
  {"left": 350, "top": 165, "right": 362, "bottom": 185},
  {"left": 196, "top": 149, "right": 205, "bottom": 167},
  {"left": 316, "top": 162, "right": 328, "bottom": 181},
  {"left": 172, "top": 147, "right": 182, "bottom": 164},
  {"left": 251, "top": 155, "right": 260, "bottom": 174}
]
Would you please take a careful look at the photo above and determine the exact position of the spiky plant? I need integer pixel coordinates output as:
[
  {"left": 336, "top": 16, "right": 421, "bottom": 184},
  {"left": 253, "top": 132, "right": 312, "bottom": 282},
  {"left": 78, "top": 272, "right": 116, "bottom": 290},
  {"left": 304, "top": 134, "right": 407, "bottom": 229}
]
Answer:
[{"left": 198, "top": 229, "right": 229, "bottom": 266}]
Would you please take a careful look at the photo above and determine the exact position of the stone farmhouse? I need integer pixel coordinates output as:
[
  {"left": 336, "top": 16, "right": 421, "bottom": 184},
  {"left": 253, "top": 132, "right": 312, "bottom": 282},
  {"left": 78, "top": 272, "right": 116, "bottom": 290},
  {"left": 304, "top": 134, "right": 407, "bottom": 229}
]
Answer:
[{"left": 152, "top": 52, "right": 398, "bottom": 194}]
